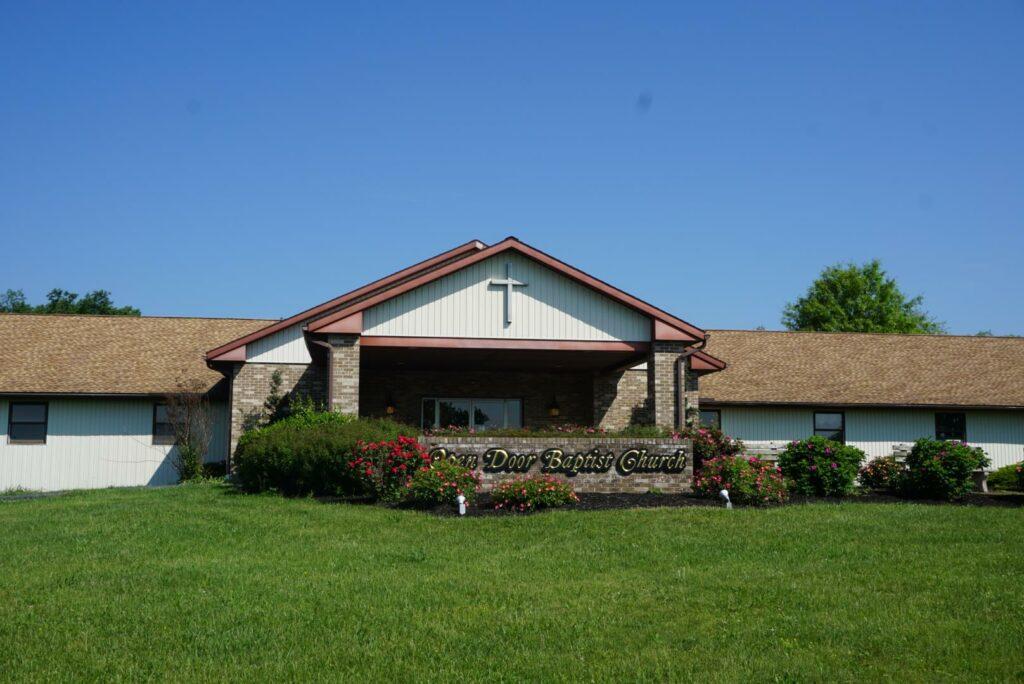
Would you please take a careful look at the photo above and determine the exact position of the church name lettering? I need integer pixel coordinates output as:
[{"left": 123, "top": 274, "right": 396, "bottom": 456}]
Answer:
[{"left": 428, "top": 446, "right": 687, "bottom": 477}]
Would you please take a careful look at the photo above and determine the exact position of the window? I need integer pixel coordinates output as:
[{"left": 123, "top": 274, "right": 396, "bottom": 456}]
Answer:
[
  {"left": 935, "top": 412, "right": 966, "bottom": 441},
  {"left": 153, "top": 404, "right": 175, "bottom": 445},
  {"left": 421, "top": 398, "right": 523, "bottom": 431},
  {"left": 8, "top": 402, "right": 48, "bottom": 444},
  {"left": 699, "top": 409, "right": 721, "bottom": 429},
  {"left": 813, "top": 411, "right": 845, "bottom": 443}
]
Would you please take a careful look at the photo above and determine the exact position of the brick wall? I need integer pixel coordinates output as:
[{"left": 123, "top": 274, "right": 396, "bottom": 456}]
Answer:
[
  {"left": 649, "top": 341, "right": 685, "bottom": 428},
  {"left": 329, "top": 334, "right": 360, "bottom": 415},
  {"left": 593, "top": 368, "right": 649, "bottom": 430},
  {"left": 228, "top": 361, "right": 326, "bottom": 454},
  {"left": 420, "top": 436, "right": 693, "bottom": 493},
  {"left": 684, "top": 364, "right": 700, "bottom": 426},
  {"left": 360, "top": 368, "right": 593, "bottom": 428}
]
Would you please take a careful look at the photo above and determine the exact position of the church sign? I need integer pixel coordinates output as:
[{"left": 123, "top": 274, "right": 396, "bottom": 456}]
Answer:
[{"left": 421, "top": 437, "right": 694, "bottom": 494}]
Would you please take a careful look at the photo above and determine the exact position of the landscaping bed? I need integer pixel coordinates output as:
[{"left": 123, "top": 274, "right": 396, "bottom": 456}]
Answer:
[{"left": 379, "top": 488, "right": 1024, "bottom": 516}]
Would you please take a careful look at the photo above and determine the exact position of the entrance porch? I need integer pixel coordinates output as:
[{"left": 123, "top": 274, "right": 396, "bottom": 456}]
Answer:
[{"left": 329, "top": 336, "right": 704, "bottom": 431}]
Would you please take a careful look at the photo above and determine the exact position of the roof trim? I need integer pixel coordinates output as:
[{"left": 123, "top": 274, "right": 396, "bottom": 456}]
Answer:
[
  {"left": 698, "top": 399, "right": 1024, "bottom": 411},
  {"left": 206, "top": 239, "right": 486, "bottom": 361},
  {"left": 691, "top": 349, "right": 726, "bottom": 372},
  {"left": 361, "top": 336, "right": 649, "bottom": 352},
  {"left": 309, "top": 237, "right": 706, "bottom": 340}
]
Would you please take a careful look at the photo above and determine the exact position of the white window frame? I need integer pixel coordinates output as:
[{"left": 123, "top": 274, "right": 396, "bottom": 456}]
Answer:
[{"left": 421, "top": 397, "right": 523, "bottom": 431}]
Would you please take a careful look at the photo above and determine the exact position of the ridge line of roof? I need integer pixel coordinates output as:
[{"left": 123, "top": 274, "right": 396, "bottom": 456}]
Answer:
[
  {"left": 307, "top": 236, "right": 707, "bottom": 339},
  {"left": 0, "top": 312, "right": 276, "bottom": 322},
  {"left": 205, "top": 238, "right": 487, "bottom": 359},
  {"left": 707, "top": 328, "right": 1024, "bottom": 340}
]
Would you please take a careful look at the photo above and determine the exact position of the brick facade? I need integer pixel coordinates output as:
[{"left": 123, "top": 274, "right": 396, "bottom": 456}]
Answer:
[
  {"left": 228, "top": 361, "right": 327, "bottom": 454},
  {"left": 420, "top": 436, "right": 693, "bottom": 493},
  {"left": 649, "top": 341, "right": 686, "bottom": 429},
  {"left": 360, "top": 368, "right": 593, "bottom": 428},
  {"left": 593, "top": 368, "right": 649, "bottom": 430},
  {"left": 329, "top": 334, "right": 360, "bottom": 415}
]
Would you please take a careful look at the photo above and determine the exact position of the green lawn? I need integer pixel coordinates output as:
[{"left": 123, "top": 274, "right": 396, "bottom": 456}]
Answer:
[{"left": 1, "top": 485, "right": 1022, "bottom": 681}]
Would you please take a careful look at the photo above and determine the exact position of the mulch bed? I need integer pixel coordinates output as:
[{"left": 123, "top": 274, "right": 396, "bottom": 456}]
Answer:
[{"left": 373, "top": 489, "right": 1024, "bottom": 516}]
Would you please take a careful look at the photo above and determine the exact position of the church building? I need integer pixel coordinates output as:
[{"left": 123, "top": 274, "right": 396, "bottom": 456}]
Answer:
[{"left": 1, "top": 237, "right": 1022, "bottom": 491}]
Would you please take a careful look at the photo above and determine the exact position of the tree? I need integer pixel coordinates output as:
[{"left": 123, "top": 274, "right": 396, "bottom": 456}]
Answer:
[
  {"left": 164, "top": 379, "right": 213, "bottom": 481},
  {"left": 0, "top": 290, "right": 30, "bottom": 313},
  {"left": 782, "top": 260, "right": 944, "bottom": 334},
  {"left": 0, "top": 288, "right": 140, "bottom": 315}
]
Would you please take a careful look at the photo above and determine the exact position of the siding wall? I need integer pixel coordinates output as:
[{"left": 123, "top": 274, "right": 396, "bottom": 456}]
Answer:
[
  {"left": 0, "top": 398, "right": 230, "bottom": 492},
  {"left": 718, "top": 405, "right": 1024, "bottom": 469},
  {"left": 246, "top": 323, "right": 312, "bottom": 363},
  {"left": 363, "top": 252, "right": 651, "bottom": 341}
]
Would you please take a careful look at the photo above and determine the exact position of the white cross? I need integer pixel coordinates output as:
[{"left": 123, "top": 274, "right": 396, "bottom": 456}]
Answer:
[{"left": 489, "top": 262, "right": 528, "bottom": 325}]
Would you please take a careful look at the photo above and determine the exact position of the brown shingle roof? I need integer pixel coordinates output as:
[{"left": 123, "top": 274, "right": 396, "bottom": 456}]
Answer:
[
  {"left": 0, "top": 314, "right": 273, "bottom": 396},
  {"left": 701, "top": 330, "right": 1024, "bottom": 409},
  {"left": 4, "top": 315, "right": 1023, "bottom": 409}
]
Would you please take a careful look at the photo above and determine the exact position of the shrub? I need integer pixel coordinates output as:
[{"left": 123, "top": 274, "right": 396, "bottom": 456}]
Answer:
[
  {"left": 858, "top": 456, "right": 903, "bottom": 491},
  {"left": 681, "top": 426, "right": 744, "bottom": 470},
  {"left": 897, "top": 438, "right": 989, "bottom": 501},
  {"left": 693, "top": 456, "right": 787, "bottom": 505},
  {"left": 987, "top": 462, "right": 1024, "bottom": 492},
  {"left": 233, "top": 415, "right": 415, "bottom": 496},
  {"left": 778, "top": 436, "right": 864, "bottom": 496},
  {"left": 349, "top": 436, "right": 433, "bottom": 502},
  {"left": 491, "top": 476, "right": 579, "bottom": 512},
  {"left": 405, "top": 459, "right": 481, "bottom": 507}
]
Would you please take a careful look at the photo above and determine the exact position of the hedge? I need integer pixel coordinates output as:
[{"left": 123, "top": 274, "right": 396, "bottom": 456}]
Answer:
[{"left": 233, "top": 414, "right": 415, "bottom": 496}]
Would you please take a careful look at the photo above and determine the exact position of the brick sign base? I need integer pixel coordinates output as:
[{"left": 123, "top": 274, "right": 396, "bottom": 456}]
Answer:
[{"left": 419, "top": 436, "right": 693, "bottom": 494}]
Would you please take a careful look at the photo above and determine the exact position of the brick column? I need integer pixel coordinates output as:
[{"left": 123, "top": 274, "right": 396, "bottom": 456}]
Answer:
[
  {"left": 683, "top": 360, "right": 700, "bottom": 427},
  {"left": 329, "top": 334, "right": 360, "bottom": 415},
  {"left": 648, "top": 341, "right": 685, "bottom": 429}
]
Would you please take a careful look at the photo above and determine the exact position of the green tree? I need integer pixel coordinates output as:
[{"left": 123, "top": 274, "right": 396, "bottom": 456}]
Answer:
[
  {"left": 782, "top": 261, "right": 944, "bottom": 334},
  {"left": 0, "top": 290, "right": 31, "bottom": 313},
  {"left": 0, "top": 288, "right": 140, "bottom": 315}
]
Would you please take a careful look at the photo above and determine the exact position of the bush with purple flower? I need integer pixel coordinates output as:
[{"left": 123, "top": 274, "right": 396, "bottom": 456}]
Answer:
[
  {"left": 777, "top": 436, "right": 865, "bottom": 496},
  {"left": 897, "top": 438, "right": 988, "bottom": 501}
]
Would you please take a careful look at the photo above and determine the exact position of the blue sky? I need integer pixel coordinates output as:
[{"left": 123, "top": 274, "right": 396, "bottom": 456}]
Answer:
[{"left": 2, "top": 2, "right": 1022, "bottom": 334}]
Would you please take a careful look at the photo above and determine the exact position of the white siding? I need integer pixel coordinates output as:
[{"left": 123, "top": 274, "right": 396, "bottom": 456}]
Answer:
[
  {"left": 719, "top": 405, "right": 1024, "bottom": 469},
  {"left": 0, "top": 398, "right": 230, "bottom": 492},
  {"left": 246, "top": 323, "right": 312, "bottom": 363},
  {"left": 363, "top": 252, "right": 651, "bottom": 341}
]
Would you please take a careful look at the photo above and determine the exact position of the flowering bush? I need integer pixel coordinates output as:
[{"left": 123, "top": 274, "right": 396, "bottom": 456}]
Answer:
[
  {"left": 897, "top": 438, "right": 989, "bottom": 501},
  {"left": 858, "top": 456, "right": 903, "bottom": 491},
  {"left": 491, "top": 476, "right": 579, "bottom": 512},
  {"left": 778, "top": 436, "right": 864, "bottom": 496},
  {"left": 693, "top": 455, "right": 787, "bottom": 505},
  {"left": 349, "top": 436, "right": 433, "bottom": 502},
  {"left": 679, "top": 426, "right": 744, "bottom": 470},
  {"left": 1019, "top": 462, "right": 1024, "bottom": 491},
  {"left": 405, "top": 459, "right": 481, "bottom": 507},
  {"left": 233, "top": 416, "right": 414, "bottom": 496}
]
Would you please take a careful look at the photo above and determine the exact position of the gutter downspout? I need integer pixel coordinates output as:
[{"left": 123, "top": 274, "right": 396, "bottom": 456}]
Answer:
[
  {"left": 310, "top": 338, "right": 334, "bottom": 411},
  {"left": 675, "top": 334, "right": 709, "bottom": 430}
]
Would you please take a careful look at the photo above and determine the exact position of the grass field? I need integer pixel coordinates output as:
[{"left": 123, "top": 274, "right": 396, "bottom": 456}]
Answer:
[{"left": 1, "top": 484, "right": 1022, "bottom": 681}]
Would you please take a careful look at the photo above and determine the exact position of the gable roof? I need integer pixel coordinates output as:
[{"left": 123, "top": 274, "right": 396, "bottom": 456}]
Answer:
[
  {"left": 305, "top": 237, "right": 706, "bottom": 341},
  {"left": 0, "top": 314, "right": 272, "bottom": 396},
  {"left": 206, "top": 239, "right": 486, "bottom": 361},
  {"left": 701, "top": 330, "right": 1024, "bottom": 409}
]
